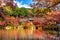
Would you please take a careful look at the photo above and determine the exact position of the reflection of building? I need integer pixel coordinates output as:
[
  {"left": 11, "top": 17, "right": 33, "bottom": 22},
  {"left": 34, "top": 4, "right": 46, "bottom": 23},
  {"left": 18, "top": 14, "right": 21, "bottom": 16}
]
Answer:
[{"left": 0, "top": 0, "right": 16, "bottom": 7}]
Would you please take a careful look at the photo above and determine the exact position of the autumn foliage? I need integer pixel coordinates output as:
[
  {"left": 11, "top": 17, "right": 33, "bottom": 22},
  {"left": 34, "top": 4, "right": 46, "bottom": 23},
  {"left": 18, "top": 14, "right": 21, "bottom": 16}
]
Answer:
[{"left": 0, "top": 0, "right": 60, "bottom": 38}]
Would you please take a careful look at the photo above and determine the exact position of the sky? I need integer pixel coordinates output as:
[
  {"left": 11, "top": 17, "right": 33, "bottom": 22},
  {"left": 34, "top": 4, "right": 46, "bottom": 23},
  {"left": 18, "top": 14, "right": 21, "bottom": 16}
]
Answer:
[
  {"left": 14, "top": 0, "right": 60, "bottom": 9},
  {"left": 14, "top": 0, "right": 32, "bottom": 8}
]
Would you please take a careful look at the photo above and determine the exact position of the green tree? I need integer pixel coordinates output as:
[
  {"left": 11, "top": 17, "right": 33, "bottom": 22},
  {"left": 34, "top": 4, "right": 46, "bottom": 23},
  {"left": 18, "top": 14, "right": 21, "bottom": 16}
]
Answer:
[
  {"left": 3, "top": 6, "right": 13, "bottom": 16},
  {"left": 19, "top": 7, "right": 29, "bottom": 17},
  {"left": 12, "top": 7, "right": 21, "bottom": 17}
]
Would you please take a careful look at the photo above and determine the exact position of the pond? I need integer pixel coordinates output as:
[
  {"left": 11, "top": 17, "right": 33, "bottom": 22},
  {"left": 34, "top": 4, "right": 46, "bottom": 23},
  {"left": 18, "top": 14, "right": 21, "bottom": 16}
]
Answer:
[{"left": 0, "top": 29, "right": 57, "bottom": 40}]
